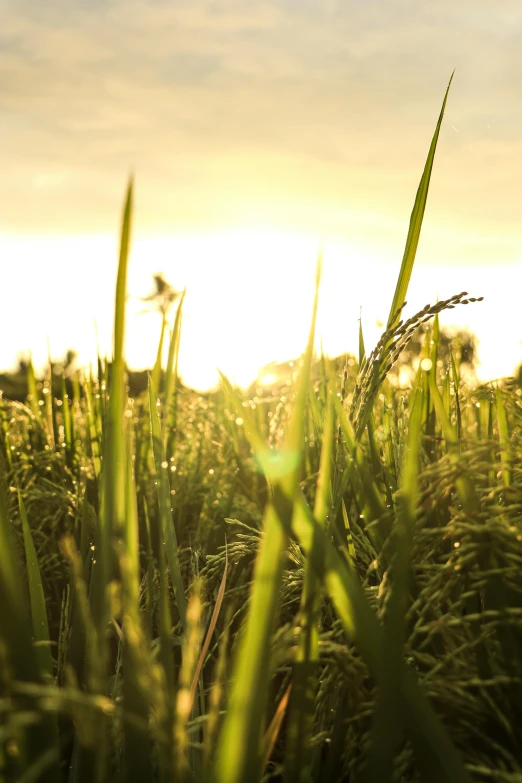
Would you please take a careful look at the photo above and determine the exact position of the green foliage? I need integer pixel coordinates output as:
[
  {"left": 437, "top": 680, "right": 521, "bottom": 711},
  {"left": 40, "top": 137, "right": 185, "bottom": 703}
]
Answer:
[{"left": 2, "top": 75, "right": 522, "bottom": 783}]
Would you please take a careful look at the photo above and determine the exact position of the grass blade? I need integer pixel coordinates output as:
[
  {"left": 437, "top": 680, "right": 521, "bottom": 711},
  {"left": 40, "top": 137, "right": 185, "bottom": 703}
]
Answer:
[
  {"left": 284, "top": 382, "right": 335, "bottom": 782},
  {"left": 213, "top": 257, "right": 322, "bottom": 783},
  {"left": 165, "top": 290, "right": 186, "bottom": 452},
  {"left": 149, "top": 376, "right": 188, "bottom": 630},
  {"left": 18, "top": 493, "right": 54, "bottom": 683},
  {"left": 387, "top": 72, "right": 454, "bottom": 330}
]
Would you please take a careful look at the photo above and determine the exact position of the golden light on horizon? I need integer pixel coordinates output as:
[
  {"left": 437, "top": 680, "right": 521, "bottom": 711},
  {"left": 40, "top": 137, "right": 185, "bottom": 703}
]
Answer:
[
  {"left": 258, "top": 373, "right": 279, "bottom": 387},
  {"left": 1, "top": 226, "right": 521, "bottom": 391}
]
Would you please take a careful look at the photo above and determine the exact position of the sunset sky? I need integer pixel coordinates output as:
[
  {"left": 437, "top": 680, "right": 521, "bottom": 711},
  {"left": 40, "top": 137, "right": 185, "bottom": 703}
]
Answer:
[{"left": 1, "top": 0, "right": 521, "bottom": 389}]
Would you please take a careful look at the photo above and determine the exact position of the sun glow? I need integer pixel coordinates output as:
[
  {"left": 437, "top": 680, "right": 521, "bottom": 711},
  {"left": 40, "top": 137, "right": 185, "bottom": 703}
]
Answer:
[{"left": 0, "top": 229, "right": 521, "bottom": 391}]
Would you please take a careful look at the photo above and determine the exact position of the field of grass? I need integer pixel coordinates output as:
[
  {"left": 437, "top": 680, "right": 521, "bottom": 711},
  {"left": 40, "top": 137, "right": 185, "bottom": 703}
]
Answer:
[{"left": 1, "top": 75, "right": 522, "bottom": 783}]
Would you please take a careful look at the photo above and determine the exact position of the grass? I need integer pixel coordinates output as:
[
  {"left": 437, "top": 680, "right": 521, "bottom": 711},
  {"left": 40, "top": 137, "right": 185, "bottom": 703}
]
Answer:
[{"left": 1, "top": 74, "right": 522, "bottom": 782}]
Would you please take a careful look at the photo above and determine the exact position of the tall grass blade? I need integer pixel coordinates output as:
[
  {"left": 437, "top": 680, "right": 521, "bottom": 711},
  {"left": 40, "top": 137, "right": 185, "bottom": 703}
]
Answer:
[
  {"left": 165, "top": 290, "right": 186, "bottom": 453},
  {"left": 387, "top": 72, "right": 454, "bottom": 330},
  {"left": 18, "top": 493, "right": 54, "bottom": 683},
  {"left": 151, "top": 315, "right": 166, "bottom": 397},
  {"left": 121, "top": 426, "right": 154, "bottom": 783},
  {"left": 84, "top": 178, "right": 133, "bottom": 783},
  {"left": 91, "top": 178, "right": 133, "bottom": 640},
  {"left": 284, "top": 382, "right": 335, "bottom": 782},
  {"left": 495, "top": 387, "right": 511, "bottom": 487},
  {"left": 213, "top": 257, "right": 322, "bottom": 783},
  {"left": 149, "top": 376, "right": 188, "bottom": 629}
]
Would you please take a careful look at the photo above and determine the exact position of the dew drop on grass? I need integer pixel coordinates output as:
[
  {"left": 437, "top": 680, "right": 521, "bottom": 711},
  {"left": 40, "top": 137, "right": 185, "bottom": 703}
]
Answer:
[{"left": 161, "top": 461, "right": 168, "bottom": 469}]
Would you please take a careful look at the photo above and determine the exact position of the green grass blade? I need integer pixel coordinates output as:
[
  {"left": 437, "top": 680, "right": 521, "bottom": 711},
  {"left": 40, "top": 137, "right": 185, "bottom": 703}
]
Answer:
[
  {"left": 149, "top": 376, "right": 188, "bottom": 630},
  {"left": 213, "top": 257, "right": 322, "bottom": 783},
  {"left": 387, "top": 72, "right": 454, "bottom": 330},
  {"left": 164, "top": 290, "right": 186, "bottom": 452},
  {"left": 0, "top": 485, "right": 39, "bottom": 692},
  {"left": 62, "top": 374, "right": 74, "bottom": 468},
  {"left": 359, "top": 316, "right": 366, "bottom": 365},
  {"left": 91, "top": 179, "right": 133, "bottom": 641},
  {"left": 84, "top": 372, "right": 102, "bottom": 482},
  {"left": 285, "top": 382, "right": 335, "bottom": 782},
  {"left": 85, "top": 178, "right": 133, "bottom": 783},
  {"left": 495, "top": 387, "right": 511, "bottom": 487},
  {"left": 26, "top": 355, "right": 42, "bottom": 423},
  {"left": 151, "top": 315, "right": 166, "bottom": 397},
  {"left": 450, "top": 350, "right": 462, "bottom": 439},
  {"left": 18, "top": 493, "right": 54, "bottom": 683},
  {"left": 121, "top": 427, "right": 155, "bottom": 782}
]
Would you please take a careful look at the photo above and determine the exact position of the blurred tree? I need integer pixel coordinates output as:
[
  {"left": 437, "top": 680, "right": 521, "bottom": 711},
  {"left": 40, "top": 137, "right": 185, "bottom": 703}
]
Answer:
[
  {"left": 397, "top": 324, "right": 477, "bottom": 370},
  {"left": 64, "top": 349, "right": 77, "bottom": 371},
  {"left": 138, "top": 273, "right": 182, "bottom": 322}
]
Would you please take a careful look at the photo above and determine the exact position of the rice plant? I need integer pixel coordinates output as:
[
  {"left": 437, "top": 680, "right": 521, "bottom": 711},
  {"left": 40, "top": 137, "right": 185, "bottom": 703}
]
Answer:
[{"left": 1, "top": 73, "right": 522, "bottom": 783}]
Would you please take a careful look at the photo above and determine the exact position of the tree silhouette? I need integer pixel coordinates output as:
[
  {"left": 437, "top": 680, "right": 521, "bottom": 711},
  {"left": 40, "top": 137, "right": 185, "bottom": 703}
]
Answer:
[{"left": 139, "top": 273, "right": 182, "bottom": 322}]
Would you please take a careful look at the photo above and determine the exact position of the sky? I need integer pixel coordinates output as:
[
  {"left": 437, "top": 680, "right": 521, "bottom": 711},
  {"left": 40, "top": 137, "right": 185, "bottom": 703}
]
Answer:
[{"left": 0, "top": 0, "right": 521, "bottom": 389}]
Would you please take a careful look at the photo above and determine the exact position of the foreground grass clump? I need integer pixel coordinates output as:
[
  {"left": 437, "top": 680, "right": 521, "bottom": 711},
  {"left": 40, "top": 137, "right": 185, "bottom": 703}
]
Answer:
[{"left": 1, "top": 74, "right": 522, "bottom": 783}]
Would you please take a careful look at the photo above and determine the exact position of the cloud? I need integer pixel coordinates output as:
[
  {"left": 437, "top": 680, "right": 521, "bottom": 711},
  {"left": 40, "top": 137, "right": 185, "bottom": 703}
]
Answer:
[{"left": 0, "top": 0, "right": 520, "bottom": 263}]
